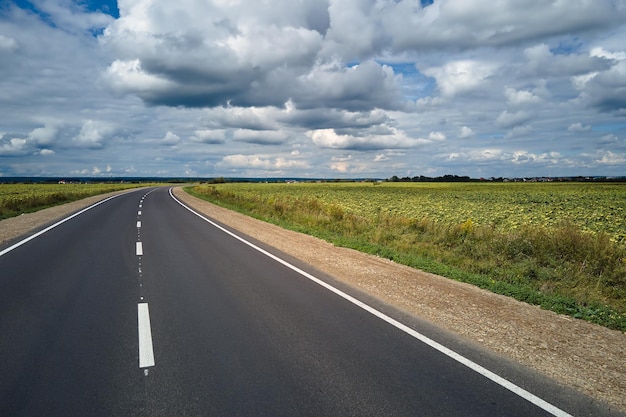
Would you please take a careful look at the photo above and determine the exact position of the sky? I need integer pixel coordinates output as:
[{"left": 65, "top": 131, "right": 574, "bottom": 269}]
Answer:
[{"left": 1, "top": 0, "right": 625, "bottom": 179}]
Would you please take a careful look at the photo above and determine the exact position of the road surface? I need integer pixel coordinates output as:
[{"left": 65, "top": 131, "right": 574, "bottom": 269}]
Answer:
[{"left": 0, "top": 187, "right": 620, "bottom": 416}]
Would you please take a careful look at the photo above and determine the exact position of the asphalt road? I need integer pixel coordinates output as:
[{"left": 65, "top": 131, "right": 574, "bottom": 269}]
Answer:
[{"left": 0, "top": 187, "right": 621, "bottom": 416}]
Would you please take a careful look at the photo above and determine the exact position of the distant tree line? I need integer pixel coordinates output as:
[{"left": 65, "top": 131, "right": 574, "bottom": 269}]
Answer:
[
  {"left": 387, "top": 175, "right": 476, "bottom": 182},
  {"left": 386, "top": 175, "right": 626, "bottom": 183}
]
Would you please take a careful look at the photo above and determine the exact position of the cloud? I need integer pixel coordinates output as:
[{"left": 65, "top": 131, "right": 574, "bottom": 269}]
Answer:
[
  {"left": 504, "top": 87, "right": 542, "bottom": 107},
  {"left": 506, "top": 125, "right": 533, "bottom": 139},
  {"left": 218, "top": 154, "right": 310, "bottom": 171},
  {"left": 322, "top": 0, "right": 386, "bottom": 59},
  {"left": 103, "top": 59, "right": 179, "bottom": 99},
  {"left": 326, "top": 154, "right": 381, "bottom": 174},
  {"left": 580, "top": 60, "right": 626, "bottom": 113},
  {"left": 445, "top": 148, "right": 561, "bottom": 166},
  {"left": 591, "top": 47, "right": 626, "bottom": 61},
  {"left": 277, "top": 105, "right": 392, "bottom": 130},
  {"left": 0, "top": 135, "right": 28, "bottom": 156},
  {"left": 384, "top": 0, "right": 624, "bottom": 51},
  {"left": 495, "top": 110, "right": 531, "bottom": 129},
  {"left": 31, "top": 0, "right": 114, "bottom": 33},
  {"left": 596, "top": 151, "right": 626, "bottom": 165},
  {"left": 421, "top": 60, "right": 496, "bottom": 97},
  {"left": 203, "top": 106, "right": 278, "bottom": 131},
  {"left": 191, "top": 130, "right": 226, "bottom": 144},
  {"left": 597, "top": 134, "right": 620, "bottom": 146},
  {"left": 1, "top": 120, "right": 121, "bottom": 155},
  {"left": 294, "top": 60, "right": 404, "bottom": 111},
  {"left": 428, "top": 131, "right": 446, "bottom": 141},
  {"left": 523, "top": 43, "right": 611, "bottom": 77},
  {"left": 159, "top": 131, "right": 181, "bottom": 146},
  {"left": 100, "top": 1, "right": 404, "bottom": 111},
  {"left": 459, "top": 126, "right": 474, "bottom": 138},
  {"left": 567, "top": 123, "right": 592, "bottom": 132},
  {"left": 200, "top": 104, "right": 398, "bottom": 143},
  {"left": 0, "top": 35, "right": 18, "bottom": 52},
  {"left": 232, "top": 129, "right": 289, "bottom": 145},
  {"left": 72, "top": 120, "right": 116, "bottom": 148},
  {"left": 307, "top": 127, "right": 420, "bottom": 151},
  {"left": 511, "top": 151, "right": 561, "bottom": 165},
  {"left": 27, "top": 124, "right": 59, "bottom": 145}
]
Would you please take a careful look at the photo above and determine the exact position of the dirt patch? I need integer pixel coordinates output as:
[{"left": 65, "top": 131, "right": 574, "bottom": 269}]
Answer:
[{"left": 2, "top": 187, "right": 624, "bottom": 412}]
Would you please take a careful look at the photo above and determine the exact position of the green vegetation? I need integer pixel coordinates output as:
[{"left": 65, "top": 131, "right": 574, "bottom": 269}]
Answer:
[
  {"left": 186, "top": 182, "right": 626, "bottom": 331},
  {"left": 0, "top": 183, "right": 147, "bottom": 220}
]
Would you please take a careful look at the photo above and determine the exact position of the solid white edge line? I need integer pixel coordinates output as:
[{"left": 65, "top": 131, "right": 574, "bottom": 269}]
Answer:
[
  {"left": 169, "top": 187, "right": 573, "bottom": 417},
  {"left": 0, "top": 193, "right": 125, "bottom": 258},
  {"left": 136, "top": 241, "right": 143, "bottom": 256},
  {"left": 138, "top": 303, "right": 155, "bottom": 368}
]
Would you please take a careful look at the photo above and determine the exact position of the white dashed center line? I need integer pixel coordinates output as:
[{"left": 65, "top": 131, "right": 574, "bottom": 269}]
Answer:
[
  {"left": 136, "top": 194, "right": 153, "bottom": 371},
  {"left": 137, "top": 303, "right": 155, "bottom": 368}
]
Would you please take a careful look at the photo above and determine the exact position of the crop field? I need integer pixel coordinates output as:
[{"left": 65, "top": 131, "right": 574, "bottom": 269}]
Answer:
[
  {"left": 197, "top": 182, "right": 626, "bottom": 243},
  {"left": 0, "top": 183, "right": 146, "bottom": 220},
  {"left": 188, "top": 181, "right": 626, "bottom": 330}
]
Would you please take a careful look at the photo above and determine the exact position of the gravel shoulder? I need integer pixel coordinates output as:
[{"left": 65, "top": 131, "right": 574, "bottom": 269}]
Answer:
[{"left": 2, "top": 187, "right": 624, "bottom": 412}]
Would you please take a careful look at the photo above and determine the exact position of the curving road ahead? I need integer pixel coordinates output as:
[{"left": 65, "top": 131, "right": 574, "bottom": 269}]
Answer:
[{"left": 0, "top": 187, "right": 621, "bottom": 416}]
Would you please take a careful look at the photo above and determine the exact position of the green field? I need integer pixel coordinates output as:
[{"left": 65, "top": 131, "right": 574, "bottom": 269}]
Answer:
[
  {"left": 187, "top": 182, "right": 626, "bottom": 330},
  {"left": 0, "top": 182, "right": 147, "bottom": 220}
]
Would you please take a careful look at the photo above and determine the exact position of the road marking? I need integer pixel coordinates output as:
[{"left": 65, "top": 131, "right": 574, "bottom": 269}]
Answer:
[
  {"left": 169, "top": 188, "right": 573, "bottom": 417},
  {"left": 138, "top": 210, "right": 142, "bottom": 216},
  {"left": 137, "top": 221, "right": 142, "bottom": 228},
  {"left": 0, "top": 193, "right": 127, "bottom": 258},
  {"left": 138, "top": 303, "right": 155, "bottom": 368},
  {"left": 136, "top": 242, "right": 143, "bottom": 256}
]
